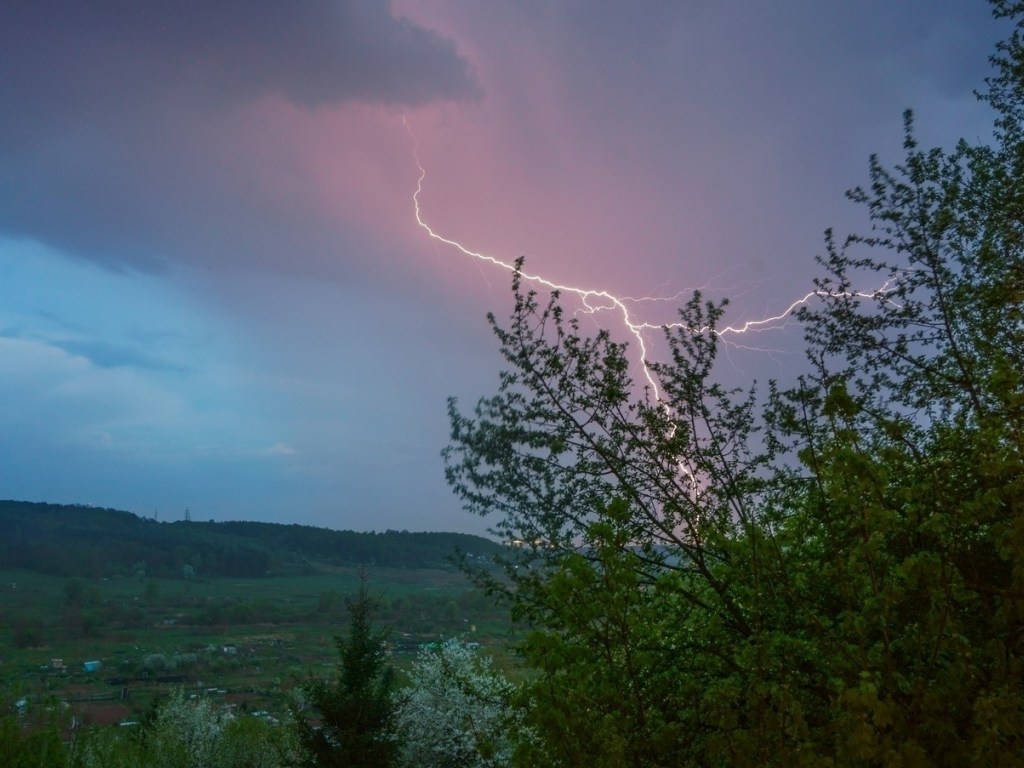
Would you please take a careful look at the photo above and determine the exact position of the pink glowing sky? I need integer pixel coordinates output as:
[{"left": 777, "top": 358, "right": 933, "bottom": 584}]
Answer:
[{"left": 0, "top": 1, "right": 1003, "bottom": 532}]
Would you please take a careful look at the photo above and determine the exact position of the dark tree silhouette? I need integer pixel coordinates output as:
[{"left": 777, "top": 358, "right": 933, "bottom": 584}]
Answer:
[{"left": 293, "top": 577, "right": 398, "bottom": 768}]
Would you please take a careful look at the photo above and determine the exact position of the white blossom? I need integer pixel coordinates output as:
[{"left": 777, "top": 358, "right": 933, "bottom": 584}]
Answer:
[
  {"left": 149, "top": 689, "right": 229, "bottom": 768},
  {"left": 395, "top": 640, "right": 519, "bottom": 768}
]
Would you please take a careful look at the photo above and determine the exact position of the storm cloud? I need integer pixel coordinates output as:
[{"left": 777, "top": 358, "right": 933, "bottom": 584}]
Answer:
[{"left": 0, "top": 1, "right": 480, "bottom": 270}]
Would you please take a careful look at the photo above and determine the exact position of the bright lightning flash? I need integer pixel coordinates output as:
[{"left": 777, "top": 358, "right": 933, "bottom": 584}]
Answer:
[{"left": 405, "top": 118, "right": 896, "bottom": 405}]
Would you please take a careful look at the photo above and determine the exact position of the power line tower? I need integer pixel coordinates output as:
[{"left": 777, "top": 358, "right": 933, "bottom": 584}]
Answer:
[{"left": 184, "top": 507, "right": 191, "bottom": 523}]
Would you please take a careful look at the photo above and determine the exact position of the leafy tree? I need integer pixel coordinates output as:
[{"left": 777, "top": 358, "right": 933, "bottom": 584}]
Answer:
[
  {"left": 216, "top": 715, "right": 298, "bottom": 768},
  {"left": 72, "top": 724, "right": 147, "bottom": 768},
  {"left": 0, "top": 714, "right": 67, "bottom": 768},
  {"left": 11, "top": 616, "right": 45, "bottom": 649},
  {"left": 512, "top": 499, "right": 695, "bottom": 767},
  {"left": 395, "top": 639, "right": 519, "bottom": 768},
  {"left": 71, "top": 691, "right": 296, "bottom": 768},
  {"left": 445, "top": 4, "right": 1024, "bottom": 765},
  {"left": 293, "top": 579, "right": 398, "bottom": 768}
]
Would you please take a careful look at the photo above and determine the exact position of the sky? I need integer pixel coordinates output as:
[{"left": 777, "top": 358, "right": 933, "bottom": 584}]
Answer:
[{"left": 0, "top": 1, "right": 1006, "bottom": 535}]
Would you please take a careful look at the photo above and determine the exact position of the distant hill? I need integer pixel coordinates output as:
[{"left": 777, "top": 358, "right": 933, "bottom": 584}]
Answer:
[{"left": 0, "top": 500, "right": 504, "bottom": 579}]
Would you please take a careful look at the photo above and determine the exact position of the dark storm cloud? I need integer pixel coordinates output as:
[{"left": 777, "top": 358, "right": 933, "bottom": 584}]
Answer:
[
  {"left": 508, "top": 0, "right": 1001, "bottom": 289},
  {"left": 532, "top": 0, "right": 998, "bottom": 127},
  {"left": 0, "top": 0, "right": 480, "bottom": 269},
  {"left": 1, "top": 1, "right": 480, "bottom": 129}
]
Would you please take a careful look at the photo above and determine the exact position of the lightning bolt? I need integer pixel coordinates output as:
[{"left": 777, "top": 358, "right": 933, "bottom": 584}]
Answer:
[
  {"left": 405, "top": 117, "right": 896, "bottom": 406},
  {"left": 405, "top": 118, "right": 908, "bottom": 514},
  {"left": 407, "top": 120, "right": 670, "bottom": 398}
]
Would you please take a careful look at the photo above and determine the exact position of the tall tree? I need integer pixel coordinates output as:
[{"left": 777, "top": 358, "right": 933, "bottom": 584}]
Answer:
[
  {"left": 293, "top": 579, "right": 398, "bottom": 768},
  {"left": 445, "top": 4, "right": 1024, "bottom": 765}
]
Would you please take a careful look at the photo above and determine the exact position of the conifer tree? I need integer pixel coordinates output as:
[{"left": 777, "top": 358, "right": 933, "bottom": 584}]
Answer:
[{"left": 294, "top": 578, "right": 397, "bottom": 768}]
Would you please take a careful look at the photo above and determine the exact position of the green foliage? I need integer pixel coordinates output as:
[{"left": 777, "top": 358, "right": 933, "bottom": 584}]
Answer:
[
  {"left": 514, "top": 500, "right": 693, "bottom": 767},
  {"left": 216, "top": 715, "right": 297, "bottom": 768},
  {"left": 72, "top": 724, "right": 148, "bottom": 768},
  {"left": 11, "top": 616, "right": 45, "bottom": 648},
  {"left": 293, "top": 579, "right": 398, "bottom": 768},
  {"left": 445, "top": 6, "right": 1024, "bottom": 765},
  {"left": 0, "top": 715, "right": 67, "bottom": 768},
  {"left": 69, "top": 692, "right": 297, "bottom": 768}
]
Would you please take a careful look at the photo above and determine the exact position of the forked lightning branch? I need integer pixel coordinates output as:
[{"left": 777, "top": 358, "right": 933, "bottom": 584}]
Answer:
[{"left": 404, "top": 118, "right": 897, "bottom": 401}]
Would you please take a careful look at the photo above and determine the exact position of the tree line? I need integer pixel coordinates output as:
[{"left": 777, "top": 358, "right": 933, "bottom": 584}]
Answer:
[{"left": 0, "top": 501, "right": 504, "bottom": 579}]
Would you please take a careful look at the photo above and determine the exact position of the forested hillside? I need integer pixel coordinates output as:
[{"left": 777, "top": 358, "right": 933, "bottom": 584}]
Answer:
[{"left": 0, "top": 501, "right": 503, "bottom": 579}]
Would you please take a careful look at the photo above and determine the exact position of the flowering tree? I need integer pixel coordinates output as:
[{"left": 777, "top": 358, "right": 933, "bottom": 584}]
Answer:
[
  {"left": 73, "top": 689, "right": 295, "bottom": 768},
  {"left": 395, "top": 640, "right": 519, "bottom": 768},
  {"left": 147, "top": 689, "right": 226, "bottom": 768}
]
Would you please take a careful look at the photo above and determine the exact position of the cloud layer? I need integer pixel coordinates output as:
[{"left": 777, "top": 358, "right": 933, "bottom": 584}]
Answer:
[{"left": 0, "top": 1, "right": 479, "bottom": 270}]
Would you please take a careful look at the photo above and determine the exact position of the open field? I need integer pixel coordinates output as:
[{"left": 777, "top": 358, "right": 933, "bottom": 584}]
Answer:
[{"left": 0, "top": 565, "right": 516, "bottom": 726}]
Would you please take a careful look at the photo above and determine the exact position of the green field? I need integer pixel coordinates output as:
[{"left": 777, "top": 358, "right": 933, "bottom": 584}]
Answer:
[{"left": 0, "top": 566, "right": 515, "bottom": 726}]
